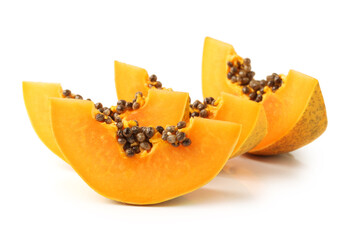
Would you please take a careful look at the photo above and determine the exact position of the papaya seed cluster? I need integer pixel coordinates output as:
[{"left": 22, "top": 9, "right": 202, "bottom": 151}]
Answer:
[
  {"left": 158, "top": 121, "right": 192, "bottom": 147},
  {"left": 189, "top": 97, "right": 218, "bottom": 118},
  {"left": 62, "top": 89, "right": 91, "bottom": 101},
  {"left": 62, "top": 90, "right": 191, "bottom": 157},
  {"left": 147, "top": 74, "right": 163, "bottom": 89},
  {"left": 115, "top": 120, "right": 191, "bottom": 157},
  {"left": 226, "top": 58, "right": 283, "bottom": 102}
]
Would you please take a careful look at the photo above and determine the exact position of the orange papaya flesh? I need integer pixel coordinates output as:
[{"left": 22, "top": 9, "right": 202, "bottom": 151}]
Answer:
[
  {"left": 202, "top": 37, "right": 327, "bottom": 155},
  {"left": 114, "top": 61, "right": 169, "bottom": 101},
  {"left": 120, "top": 88, "right": 189, "bottom": 126},
  {"left": 114, "top": 62, "right": 266, "bottom": 157},
  {"left": 188, "top": 93, "right": 267, "bottom": 157},
  {"left": 23, "top": 82, "right": 67, "bottom": 161},
  {"left": 50, "top": 98, "right": 242, "bottom": 205},
  {"left": 23, "top": 81, "right": 189, "bottom": 162}
]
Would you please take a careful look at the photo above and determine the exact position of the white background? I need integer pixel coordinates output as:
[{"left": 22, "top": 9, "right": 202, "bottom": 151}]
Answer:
[{"left": 1, "top": 0, "right": 360, "bottom": 239}]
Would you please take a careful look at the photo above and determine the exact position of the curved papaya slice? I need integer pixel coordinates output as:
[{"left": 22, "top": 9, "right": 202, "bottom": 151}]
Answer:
[
  {"left": 114, "top": 60, "right": 169, "bottom": 101},
  {"left": 114, "top": 62, "right": 266, "bottom": 157},
  {"left": 23, "top": 82, "right": 66, "bottom": 161},
  {"left": 122, "top": 89, "right": 189, "bottom": 126},
  {"left": 202, "top": 37, "right": 327, "bottom": 155},
  {"left": 23, "top": 82, "right": 189, "bottom": 162},
  {"left": 249, "top": 71, "right": 327, "bottom": 155},
  {"left": 114, "top": 61, "right": 149, "bottom": 101},
  {"left": 50, "top": 98, "right": 242, "bottom": 205},
  {"left": 212, "top": 92, "right": 267, "bottom": 156}
]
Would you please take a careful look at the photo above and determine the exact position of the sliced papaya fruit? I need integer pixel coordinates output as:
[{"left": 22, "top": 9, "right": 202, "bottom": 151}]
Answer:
[
  {"left": 114, "top": 61, "right": 148, "bottom": 102},
  {"left": 114, "top": 62, "right": 267, "bottom": 157},
  {"left": 23, "top": 82, "right": 189, "bottom": 162},
  {"left": 211, "top": 92, "right": 267, "bottom": 156},
  {"left": 50, "top": 98, "right": 242, "bottom": 205},
  {"left": 121, "top": 89, "right": 189, "bottom": 126},
  {"left": 202, "top": 37, "right": 327, "bottom": 155},
  {"left": 23, "top": 82, "right": 66, "bottom": 161},
  {"left": 114, "top": 60, "right": 168, "bottom": 101},
  {"left": 188, "top": 93, "right": 267, "bottom": 157}
]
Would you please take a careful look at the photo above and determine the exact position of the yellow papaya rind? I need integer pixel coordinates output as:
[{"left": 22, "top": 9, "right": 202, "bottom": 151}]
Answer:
[
  {"left": 232, "top": 106, "right": 267, "bottom": 157},
  {"left": 202, "top": 37, "right": 328, "bottom": 155},
  {"left": 50, "top": 98, "right": 242, "bottom": 205},
  {"left": 213, "top": 92, "right": 268, "bottom": 158},
  {"left": 249, "top": 83, "right": 327, "bottom": 155}
]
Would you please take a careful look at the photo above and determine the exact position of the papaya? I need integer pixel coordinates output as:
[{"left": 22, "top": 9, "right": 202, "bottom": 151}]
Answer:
[
  {"left": 23, "top": 82, "right": 66, "bottom": 161},
  {"left": 114, "top": 61, "right": 267, "bottom": 156},
  {"left": 23, "top": 82, "right": 189, "bottom": 162},
  {"left": 50, "top": 98, "right": 242, "bottom": 204},
  {"left": 202, "top": 37, "right": 327, "bottom": 155},
  {"left": 121, "top": 89, "right": 189, "bottom": 126},
  {"left": 114, "top": 61, "right": 166, "bottom": 101},
  {"left": 206, "top": 93, "right": 267, "bottom": 156}
]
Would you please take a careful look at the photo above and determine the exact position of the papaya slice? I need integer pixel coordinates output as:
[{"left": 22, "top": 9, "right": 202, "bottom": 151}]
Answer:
[
  {"left": 121, "top": 89, "right": 189, "bottom": 126},
  {"left": 211, "top": 92, "right": 267, "bottom": 156},
  {"left": 23, "top": 82, "right": 189, "bottom": 162},
  {"left": 23, "top": 82, "right": 66, "bottom": 161},
  {"left": 202, "top": 37, "right": 327, "bottom": 155},
  {"left": 188, "top": 93, "right": 267, "bottom": 157},
  {"left": 114, "top": 61, "right": 267, "bottom": 157},
  {"left": 50, "top": 98, "right": 242, "bottom": 205},
  {"left": 114, "top": 60, "right": 168, "bottom": 101}
]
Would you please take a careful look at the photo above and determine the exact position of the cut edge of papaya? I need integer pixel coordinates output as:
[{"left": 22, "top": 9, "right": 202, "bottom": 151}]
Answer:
[
  {"left": 23, "top": 81, "right": 67, "bottom": 162},
  {"left": 212, "top": 92, "right": 267, "bottom": 157},
  {"left": 50, "top": 98, "right": 242, "bottom": 205},
  {"left": 250, "top": 80, "right": 327, "bottom": 155},
  {"left": 122, "top": 88, "right": 190, "bottom": 126},
  {"left": 202, "top": 37, "right": 328, "bottom": 155},
  {"left": 114, "top": 61, "right": 149, "bottom": 101}
]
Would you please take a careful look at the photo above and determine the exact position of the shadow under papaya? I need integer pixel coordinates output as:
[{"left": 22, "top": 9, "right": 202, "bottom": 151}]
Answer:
[
  {"left": 220, "top": 152, "right": 303, "bottom": 186},
  {"left": 106, "top": 183, "right": 251, "bottom": 207}
]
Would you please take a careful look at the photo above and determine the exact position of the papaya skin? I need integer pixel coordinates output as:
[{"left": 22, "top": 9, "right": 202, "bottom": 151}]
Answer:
[
  {"left": 234, "top": 106, "right": 267, "bottom": 156},
  {"left": 212, "top": 92, "right": 267, "bottom": 157},
  {"left": 249, "top": 83, "right": 327, "bottom": 155},
  {"left": 202, "top": 37, "right": 328, "bottom": 155},
  {"left": 50, "top": 98, "right": 242, "bottom": 205}
]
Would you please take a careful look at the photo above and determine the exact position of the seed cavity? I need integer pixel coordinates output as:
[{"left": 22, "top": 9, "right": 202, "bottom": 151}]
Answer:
[
  {"left": 95, "top": 100, "right": 193, "bottom": 157},
  {"left": 189, "top": 97, "right": 218, "bottom": 119},
  {"left": 160, "top": 121, "right": 192, "bottom": 148},
  {"left": 65, "top": 82, "right": 192, "bottom": 157},
  {"left": 226, "top": 58, "right": 283, "bottom": 102}
]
